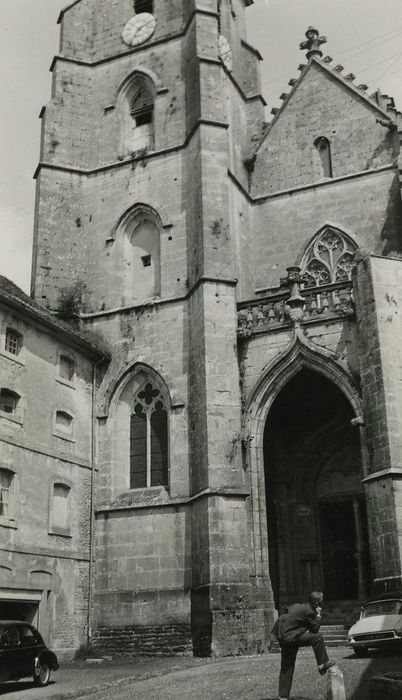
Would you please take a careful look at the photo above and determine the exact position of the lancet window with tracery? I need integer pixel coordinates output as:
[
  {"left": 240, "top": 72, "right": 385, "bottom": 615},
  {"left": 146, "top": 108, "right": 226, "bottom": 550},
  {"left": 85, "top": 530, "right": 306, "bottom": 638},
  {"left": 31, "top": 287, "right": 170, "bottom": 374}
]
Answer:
[
  {"left": 301, "top": 228, "right": 358, "bottom": 288},
  {"left": 130, "top": 382, "right": 168, "bottom": 489}
]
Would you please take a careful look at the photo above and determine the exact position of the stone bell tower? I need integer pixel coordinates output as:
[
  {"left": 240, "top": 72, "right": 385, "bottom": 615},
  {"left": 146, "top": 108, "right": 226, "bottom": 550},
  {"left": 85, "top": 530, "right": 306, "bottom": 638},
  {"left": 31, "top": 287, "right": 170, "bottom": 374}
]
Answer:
[{"left": 31, "top": 0, "right": 273, "bottom": 655}]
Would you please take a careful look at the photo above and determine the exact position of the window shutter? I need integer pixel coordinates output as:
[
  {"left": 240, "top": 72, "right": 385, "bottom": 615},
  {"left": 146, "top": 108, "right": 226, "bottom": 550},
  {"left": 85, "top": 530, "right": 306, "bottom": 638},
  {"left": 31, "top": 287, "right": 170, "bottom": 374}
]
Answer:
[{"left": 0, "top": 469, "right": 14, "bottom": 519}]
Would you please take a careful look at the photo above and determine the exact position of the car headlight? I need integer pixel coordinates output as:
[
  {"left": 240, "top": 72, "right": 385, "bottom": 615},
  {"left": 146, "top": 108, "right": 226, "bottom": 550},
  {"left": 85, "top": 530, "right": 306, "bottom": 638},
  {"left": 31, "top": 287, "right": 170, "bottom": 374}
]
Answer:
[{"left": 394, "top": 621, "right": 402, "bottom": 637}]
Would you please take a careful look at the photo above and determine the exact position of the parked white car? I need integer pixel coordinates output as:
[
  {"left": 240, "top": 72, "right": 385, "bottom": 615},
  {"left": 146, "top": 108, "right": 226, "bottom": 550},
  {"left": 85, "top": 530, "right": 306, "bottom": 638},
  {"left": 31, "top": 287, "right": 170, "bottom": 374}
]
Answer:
[{"left": 348, "top": 594, "right": 402, "bottom": 657}]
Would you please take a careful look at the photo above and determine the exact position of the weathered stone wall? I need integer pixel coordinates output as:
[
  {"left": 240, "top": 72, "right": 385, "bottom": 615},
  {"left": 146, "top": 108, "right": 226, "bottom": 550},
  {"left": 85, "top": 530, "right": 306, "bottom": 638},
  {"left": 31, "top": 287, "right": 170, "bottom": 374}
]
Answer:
[
  {"left": 93, "top": 504, "right": 191, "bottom": 646},
  {"left": 244, "top": 168, "right": 402, "bottom": 298},
  {"left": 33, "top": 0, "right": 262, "bottom": 312},
  {"left": 44, "top": 43, "right": 186, "bottom": 170},
  {"left": 240, "top": 320, "right": 360, "bottom": 400},
  {"left": 29, "top": 0, "right": 402, "bottom": 657},
  {"left": 354, "top": 254, "right": 402, "bottom": 591},
  {"left": 60, "top": 0, "right": 188, "bottom": 63},
  {"left": 0, "top": 305, "right": 95, "bottom": 659},
  {"left": 251, "top": 60, "right": 399, "bottom": 196}
]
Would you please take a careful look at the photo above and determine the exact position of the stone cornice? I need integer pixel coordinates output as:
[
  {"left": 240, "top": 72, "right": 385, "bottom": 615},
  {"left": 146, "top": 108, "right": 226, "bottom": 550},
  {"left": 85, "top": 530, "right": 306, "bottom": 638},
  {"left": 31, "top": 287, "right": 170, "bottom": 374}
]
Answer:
[
  {"left": 362, "top": 467, "right": 402, "bottom": 483},
  {"left": 241, "top": 39, "right": 263, "bottom": 61},
  {"left": 95, "top": 487, "right": 250, "bottom": 514},
  {"left": 0, "top": 434, "right": 92, "bottom": 470},
  {"left": 228, "top": 163, "right": 397, "bottom": 203},
  {"left": 0, "top": 543, "right": 89, "bottom": 562},
  {"left": 80, "top": 275, "right": 238, "bottom": 321}
]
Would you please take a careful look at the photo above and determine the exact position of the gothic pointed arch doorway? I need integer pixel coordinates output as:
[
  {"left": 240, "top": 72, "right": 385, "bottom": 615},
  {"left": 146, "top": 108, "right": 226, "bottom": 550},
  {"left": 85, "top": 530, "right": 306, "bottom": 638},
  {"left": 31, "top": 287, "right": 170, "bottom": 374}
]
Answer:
[{"left": 264, "top": 368, "right": 370, "bottom": 609}]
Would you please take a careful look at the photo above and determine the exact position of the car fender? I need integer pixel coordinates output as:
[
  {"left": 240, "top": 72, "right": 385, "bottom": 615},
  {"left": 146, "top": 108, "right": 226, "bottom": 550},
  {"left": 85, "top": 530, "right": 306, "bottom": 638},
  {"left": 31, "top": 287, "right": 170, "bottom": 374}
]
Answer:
[{"left": 36, "top": 650, "right": 59, "bottom": 671}]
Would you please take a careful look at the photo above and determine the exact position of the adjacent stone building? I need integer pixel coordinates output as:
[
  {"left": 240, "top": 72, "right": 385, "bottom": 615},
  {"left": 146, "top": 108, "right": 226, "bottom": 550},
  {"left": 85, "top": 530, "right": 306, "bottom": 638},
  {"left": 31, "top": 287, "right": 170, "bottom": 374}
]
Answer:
[
  {"left": 7, "top": 0, "right": 402, "bottom": 657},
  {"left": 0, "top": 277, "right": 106, "bottom": 660}
]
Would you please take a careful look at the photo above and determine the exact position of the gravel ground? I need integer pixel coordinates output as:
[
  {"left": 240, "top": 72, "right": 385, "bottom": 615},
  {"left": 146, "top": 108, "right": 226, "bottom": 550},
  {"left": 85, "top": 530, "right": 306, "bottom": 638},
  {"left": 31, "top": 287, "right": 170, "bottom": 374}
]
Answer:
[{"left": 0, "top": 647, "right": 400, "bottom": 699}]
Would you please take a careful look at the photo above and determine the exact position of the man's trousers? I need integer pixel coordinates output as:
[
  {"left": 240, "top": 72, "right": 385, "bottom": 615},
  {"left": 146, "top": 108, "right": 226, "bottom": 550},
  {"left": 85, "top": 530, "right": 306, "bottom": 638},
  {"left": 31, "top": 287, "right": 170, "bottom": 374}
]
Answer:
[{"left": 278, "top": 631, "right": 329, "bottom": 698}]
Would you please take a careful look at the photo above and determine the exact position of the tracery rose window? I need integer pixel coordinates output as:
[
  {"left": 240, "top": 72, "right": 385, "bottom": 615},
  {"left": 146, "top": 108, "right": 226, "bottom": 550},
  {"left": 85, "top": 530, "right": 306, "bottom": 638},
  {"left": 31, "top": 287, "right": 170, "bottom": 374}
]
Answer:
[{"left": 301, "top": 228, "right": 357, "bottom": 288}]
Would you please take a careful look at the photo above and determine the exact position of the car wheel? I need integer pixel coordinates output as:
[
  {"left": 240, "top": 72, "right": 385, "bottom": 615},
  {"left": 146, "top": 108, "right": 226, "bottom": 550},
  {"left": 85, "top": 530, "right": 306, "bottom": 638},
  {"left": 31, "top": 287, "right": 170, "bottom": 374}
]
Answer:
[
  {"left": 353, "top": 646, "right": 368, "bottom": 658},
  {"left": 33, "top": 661, "right": 51, "bottom": 686}
]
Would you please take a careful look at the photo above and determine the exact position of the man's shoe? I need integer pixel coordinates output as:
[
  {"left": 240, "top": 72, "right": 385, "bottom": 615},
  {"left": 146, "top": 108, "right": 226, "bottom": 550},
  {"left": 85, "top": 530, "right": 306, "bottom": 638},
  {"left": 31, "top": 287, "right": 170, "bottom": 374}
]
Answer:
[{"left": 318, "top": 660, "right": 336, "bottom": 675}]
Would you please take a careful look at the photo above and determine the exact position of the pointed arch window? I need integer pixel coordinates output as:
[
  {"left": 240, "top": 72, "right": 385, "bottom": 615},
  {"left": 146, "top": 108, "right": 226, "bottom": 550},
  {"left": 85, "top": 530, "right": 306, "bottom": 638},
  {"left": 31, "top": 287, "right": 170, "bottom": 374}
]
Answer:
[
  {"left": 130, "top": 382, "right": 168, "bottom": 488},
  {"left": 301, "top": 227, "right": 358, "bottom": 288},
  {"left": 315, "top": 137, "right": 333, "bottom": 178}
]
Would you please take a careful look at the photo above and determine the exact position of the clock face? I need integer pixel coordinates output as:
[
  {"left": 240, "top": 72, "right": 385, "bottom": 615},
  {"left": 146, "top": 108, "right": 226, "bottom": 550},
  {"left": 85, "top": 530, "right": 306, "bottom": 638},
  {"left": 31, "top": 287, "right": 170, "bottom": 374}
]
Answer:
[
  {"left": 218, "top": 35, "right": 233, "bottom": 72},
  {"left": 122, "top": 13, "right": 156, "bottom": 47}
]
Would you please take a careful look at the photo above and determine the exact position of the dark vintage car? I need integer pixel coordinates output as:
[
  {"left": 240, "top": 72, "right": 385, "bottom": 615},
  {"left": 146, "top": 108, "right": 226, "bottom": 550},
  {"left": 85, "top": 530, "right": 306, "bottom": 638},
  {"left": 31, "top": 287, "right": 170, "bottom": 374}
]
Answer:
[
  {"left": 0, "top": 621, "right": 58, "bottom": 687},
  {"left": 348, "top": 593, "right": 402, "bottom": 657}
]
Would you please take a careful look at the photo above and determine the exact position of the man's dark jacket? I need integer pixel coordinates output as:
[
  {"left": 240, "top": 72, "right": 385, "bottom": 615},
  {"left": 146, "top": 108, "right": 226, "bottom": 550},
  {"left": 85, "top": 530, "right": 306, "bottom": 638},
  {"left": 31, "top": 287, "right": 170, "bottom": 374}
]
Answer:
[{"left": 277, "top": 602, "right": 321, "bottom": 643}]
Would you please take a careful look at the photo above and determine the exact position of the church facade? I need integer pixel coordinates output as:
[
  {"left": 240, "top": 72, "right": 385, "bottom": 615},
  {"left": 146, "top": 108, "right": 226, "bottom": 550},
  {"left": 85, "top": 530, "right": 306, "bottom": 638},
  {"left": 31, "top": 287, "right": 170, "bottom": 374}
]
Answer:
[{"left": 26, "top": 0, "right": 402, "bottom": 657}]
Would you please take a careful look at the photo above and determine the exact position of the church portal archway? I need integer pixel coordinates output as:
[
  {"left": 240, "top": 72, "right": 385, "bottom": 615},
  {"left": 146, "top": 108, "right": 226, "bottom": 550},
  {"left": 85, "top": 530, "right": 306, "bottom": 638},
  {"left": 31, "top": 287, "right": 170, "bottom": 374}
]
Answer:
[{"left": 263, "top": 368, "right": 370, "bottom": 608}]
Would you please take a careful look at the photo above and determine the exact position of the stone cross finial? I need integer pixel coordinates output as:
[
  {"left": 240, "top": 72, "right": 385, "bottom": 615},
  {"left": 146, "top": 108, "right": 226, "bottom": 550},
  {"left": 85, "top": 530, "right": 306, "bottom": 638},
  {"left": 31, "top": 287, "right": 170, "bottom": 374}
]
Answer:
[{"left": 300, "top": 26, "right": 327, "bottom": 60}]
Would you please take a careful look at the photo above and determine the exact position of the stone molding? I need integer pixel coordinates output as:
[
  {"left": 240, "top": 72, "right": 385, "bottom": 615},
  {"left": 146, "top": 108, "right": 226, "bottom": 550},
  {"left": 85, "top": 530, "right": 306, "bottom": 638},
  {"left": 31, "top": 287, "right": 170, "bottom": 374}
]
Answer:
[
  {"left": 362, "top": 466, "right": 402, "bottom": 483},
  {"left": 228, "top": 162, "right": 397, "bottom": 203},
  {"left": 0, "top": 434, "right": 92, "bottom": 470},
  {"left": 245, "top": 325, "right": 362, "bottom": 432},
  {"left": 238, "top": 280, "right": 354, "bottom": 338},
  {"left": 98, "top": 360, "right": 185, "bottom": 419},
  {"left": 95, "top": 486, "right": 251, "bottom": 514},
  {"left": 0, "top": 543, "right": 89, "bottom": 562},
  {"left": 34, "top": 117, "right": 229, "bottom": 180}
]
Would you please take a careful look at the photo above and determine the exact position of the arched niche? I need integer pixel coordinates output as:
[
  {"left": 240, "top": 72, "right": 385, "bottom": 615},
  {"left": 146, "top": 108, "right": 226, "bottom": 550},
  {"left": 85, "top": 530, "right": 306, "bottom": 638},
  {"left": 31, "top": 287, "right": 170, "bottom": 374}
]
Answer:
[{"left": 111, "top": 204, "right": 162, "bottom": 304}]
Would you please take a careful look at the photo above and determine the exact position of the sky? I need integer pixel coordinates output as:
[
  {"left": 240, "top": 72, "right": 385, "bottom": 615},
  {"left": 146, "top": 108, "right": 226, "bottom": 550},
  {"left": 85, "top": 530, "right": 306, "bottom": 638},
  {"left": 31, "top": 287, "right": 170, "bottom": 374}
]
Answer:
[{"left": 1, "top": 0, "right": 402, "bottom": 292}]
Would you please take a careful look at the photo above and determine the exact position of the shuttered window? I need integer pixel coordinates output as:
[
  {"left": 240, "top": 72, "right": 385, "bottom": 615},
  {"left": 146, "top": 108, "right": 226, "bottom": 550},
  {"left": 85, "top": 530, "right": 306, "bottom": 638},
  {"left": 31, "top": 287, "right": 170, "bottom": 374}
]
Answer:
[
  {"left": 0, "top": 389, "right": 20, "bottom": 414},
  {"left": 0, "top": 469, "right": 15, "bottom": 519},
  {"left": 52, "top": 483, "right": 70, "bottom": 532}
]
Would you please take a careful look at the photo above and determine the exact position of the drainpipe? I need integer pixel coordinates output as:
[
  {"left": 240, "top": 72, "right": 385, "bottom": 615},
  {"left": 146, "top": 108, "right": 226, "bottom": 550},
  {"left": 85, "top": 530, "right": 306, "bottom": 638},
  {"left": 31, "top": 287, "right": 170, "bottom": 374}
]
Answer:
[{"left": 87, "top": 362, "right": 97, "bottom": 648}]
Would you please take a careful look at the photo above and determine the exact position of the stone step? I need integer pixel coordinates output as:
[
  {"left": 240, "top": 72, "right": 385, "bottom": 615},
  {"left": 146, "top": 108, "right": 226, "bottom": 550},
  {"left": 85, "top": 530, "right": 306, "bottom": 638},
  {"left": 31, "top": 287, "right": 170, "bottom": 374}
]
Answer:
[
  {"left": 270, "top": 625, "right": 350, "bottom": 653},
  {"left": 320, "top": 625, "right": 349, "bottom": 634}
]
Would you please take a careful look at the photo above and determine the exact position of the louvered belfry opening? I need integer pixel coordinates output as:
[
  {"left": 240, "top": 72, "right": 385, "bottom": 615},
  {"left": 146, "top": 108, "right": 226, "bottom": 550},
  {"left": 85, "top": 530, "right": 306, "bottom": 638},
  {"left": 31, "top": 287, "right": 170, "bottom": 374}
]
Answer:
[
  {"left": 130, "top": 82, "right": 154, "bottom": 126},
  {"left": 134, "top": 0, "right": 153, "bottom": 14}
]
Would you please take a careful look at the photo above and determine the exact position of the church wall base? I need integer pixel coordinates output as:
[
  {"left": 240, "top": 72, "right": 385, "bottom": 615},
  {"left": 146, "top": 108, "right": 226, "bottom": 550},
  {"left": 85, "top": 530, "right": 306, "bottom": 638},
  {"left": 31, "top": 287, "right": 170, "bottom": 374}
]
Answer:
[
  {"left": 91, "top": 624, "right": 193, "bottom": 657},
  {"left": 191, "top": 583, "right": 274, "bottom": 657}
]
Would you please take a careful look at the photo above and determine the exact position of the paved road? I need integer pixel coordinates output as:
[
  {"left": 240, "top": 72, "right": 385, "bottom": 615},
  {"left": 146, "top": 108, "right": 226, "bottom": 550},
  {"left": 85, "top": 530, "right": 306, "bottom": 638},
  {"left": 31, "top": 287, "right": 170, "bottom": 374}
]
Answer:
[
  {"left": 79, "top": 649, "right": 400, "bottom": 700},
  {"left": 0, "top": 647, "right": 400, "bottom": 699}
]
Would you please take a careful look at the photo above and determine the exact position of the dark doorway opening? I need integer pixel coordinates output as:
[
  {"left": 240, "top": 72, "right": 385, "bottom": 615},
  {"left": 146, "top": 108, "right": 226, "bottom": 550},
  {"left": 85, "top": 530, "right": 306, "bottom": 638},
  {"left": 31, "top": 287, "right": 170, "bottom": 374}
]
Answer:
[
  {"left": 264, "top": 368, "right": 369, "bottom": 608},
  {"left": 319, "top": 500, "right": 358, "bottom": 600},
  {"left": 0, "top": 600, "right": 39, "bottom": 624}
]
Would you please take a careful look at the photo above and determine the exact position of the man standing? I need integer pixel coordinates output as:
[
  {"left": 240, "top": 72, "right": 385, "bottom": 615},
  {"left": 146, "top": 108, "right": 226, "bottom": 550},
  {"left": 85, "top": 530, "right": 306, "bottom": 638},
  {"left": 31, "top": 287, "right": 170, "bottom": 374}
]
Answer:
[{"left": 276, "top": 591, "right": 335, "bottom": 700}]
